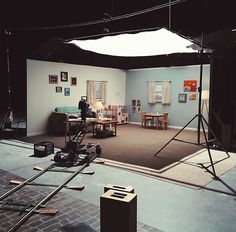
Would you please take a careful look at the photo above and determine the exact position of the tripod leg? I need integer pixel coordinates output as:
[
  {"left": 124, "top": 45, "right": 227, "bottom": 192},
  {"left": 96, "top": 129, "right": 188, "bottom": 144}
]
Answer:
[
  {"left": 200, "top": 116, "right": 217, "bottom": 177},
  {"left": 201, "top": 115, "right": 230, "bottom": 158},
  {"left": 154, "top": 114, "right": 198, "bottom": 156}
]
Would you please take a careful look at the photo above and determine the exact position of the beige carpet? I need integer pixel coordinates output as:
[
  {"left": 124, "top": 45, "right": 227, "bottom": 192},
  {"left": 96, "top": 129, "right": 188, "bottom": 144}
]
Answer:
[
  {"left": 94, "top": 149, "right": 236, "bottom": 189},
  {"left": 18, "top": 124, "right": 236, "bottom": 189},
  {"left": 18, "top": 125, "right": 204, "bottom": 170}
]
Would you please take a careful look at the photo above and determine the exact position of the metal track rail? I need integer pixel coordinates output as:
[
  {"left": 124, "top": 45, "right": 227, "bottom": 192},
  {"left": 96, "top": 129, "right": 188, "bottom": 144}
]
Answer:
[
  {"left": 0, "top": 154, "right": 98, "bottom": 232},
  {"left": 0, "top": 163, "right": 56, "bottom": 202}
]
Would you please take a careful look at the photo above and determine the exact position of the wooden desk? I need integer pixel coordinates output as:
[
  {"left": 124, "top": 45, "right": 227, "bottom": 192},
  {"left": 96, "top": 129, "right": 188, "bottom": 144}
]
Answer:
[
  {"left": 144, "top": 113, "right": 163, "bottom": 128},
  {"left": 92, "top": 120, "right": 118, "bottom": 137}
]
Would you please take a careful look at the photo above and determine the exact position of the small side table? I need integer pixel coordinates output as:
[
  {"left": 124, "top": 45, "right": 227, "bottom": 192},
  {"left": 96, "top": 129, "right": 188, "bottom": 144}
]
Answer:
[{"left": 92, "top": 120, "right": 118, "bottom": 137}]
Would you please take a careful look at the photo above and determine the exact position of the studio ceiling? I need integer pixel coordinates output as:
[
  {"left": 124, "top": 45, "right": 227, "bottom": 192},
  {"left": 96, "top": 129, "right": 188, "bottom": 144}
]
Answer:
[
  {"left": 0, "top": 0, "right": 235, "bottom": 68},
  {"left": 1, "top": 0, "right": 235, "bottom": 42},
  {"left": 0, "top": 0, "right": 235, "bottom": 110}
]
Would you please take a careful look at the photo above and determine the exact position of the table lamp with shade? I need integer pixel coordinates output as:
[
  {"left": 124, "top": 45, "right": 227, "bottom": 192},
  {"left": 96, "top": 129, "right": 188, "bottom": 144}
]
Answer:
[{"left": 93, "top": 100, "right": 104, "bottom": 113}]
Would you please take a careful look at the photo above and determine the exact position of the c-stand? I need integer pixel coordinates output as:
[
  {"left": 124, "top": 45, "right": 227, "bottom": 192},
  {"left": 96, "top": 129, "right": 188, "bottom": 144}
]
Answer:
[
  {"left": 0, "top": 31, "right": 15, "bottom": 138},
  {"left": 154, "top": 34, "right": 230, "bottom": 178}
]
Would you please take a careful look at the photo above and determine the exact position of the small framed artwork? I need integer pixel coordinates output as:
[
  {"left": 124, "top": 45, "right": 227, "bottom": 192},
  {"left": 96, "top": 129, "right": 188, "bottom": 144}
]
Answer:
[
  {"left": 137, "top": 100, "right": 141, "bottom": 107},
  {"left": 189, "top": 93, "right": 197, "bottom": 100},
  {"left": 178, "top": 93, "right": 187, "bottom": 103},
  {"left": 132, "top": 99, "right": 136, "bottom": 112},
  {"left": 184, "top": 80, "right": 197, "bottom": 92},
  {"left": 81, "top": 96, "right": 87, "bottom": 101},
  {"left": 64, "top": 88, "right": 70, "bottom": 96},
  {"left": 55, "top": 86, "right": 62, "bottom": 93},
  {"left": 49, "top": 75, "right": 58, "bottom": 84},
  {"left": 71, "top": 77, "right": 77, "bottom": 86},
  {"left": 61, "top": 71, "right": 68, "bottom": 82}
]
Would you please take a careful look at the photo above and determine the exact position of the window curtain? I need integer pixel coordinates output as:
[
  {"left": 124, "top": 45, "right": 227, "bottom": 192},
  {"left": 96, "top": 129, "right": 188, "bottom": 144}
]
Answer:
[
  {"left": 87, "top": 80, "right": 107, "bottom": 106},
  {"left": 162, "top": 80, "right": 171, "bottom": 104},
  {"left": 101, "top": 81, "right": 107, "bottom": 105},
  {"left": 87, "top": 80, "right": 95, "bottom": 105},
  {"left": 148, "top": 81, "right": 156, "bottom": 104}
]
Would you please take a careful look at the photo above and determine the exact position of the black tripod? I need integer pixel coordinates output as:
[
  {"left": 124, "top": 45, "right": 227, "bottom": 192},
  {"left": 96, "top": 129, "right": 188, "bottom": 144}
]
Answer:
[
  {"left": 0, "top": 31, "right": 14, "bottom": 132},
  {"left": 154, "top": 34, "right": 230, "bottom": 178}
]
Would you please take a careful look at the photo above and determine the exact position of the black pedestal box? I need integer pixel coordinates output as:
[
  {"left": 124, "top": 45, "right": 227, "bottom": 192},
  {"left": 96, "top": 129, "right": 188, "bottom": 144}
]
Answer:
[{"left": 34, "top": 141, "right": 54, "bottom": 157}]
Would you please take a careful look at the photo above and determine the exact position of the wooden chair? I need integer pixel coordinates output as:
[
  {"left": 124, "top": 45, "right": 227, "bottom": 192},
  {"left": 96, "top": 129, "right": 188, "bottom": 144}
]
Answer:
[
  {"left": 141, "top": 112, "right": 152, "bottom": 127},
  {"left": 157, "top": 112, "right": 168, "bottom": 130}
]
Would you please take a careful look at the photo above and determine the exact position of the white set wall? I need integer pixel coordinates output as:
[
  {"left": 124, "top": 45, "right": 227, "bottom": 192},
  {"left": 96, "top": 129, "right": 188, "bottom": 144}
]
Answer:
[{"left": 27, "top": 59, "right": 126, "bottom": 136}]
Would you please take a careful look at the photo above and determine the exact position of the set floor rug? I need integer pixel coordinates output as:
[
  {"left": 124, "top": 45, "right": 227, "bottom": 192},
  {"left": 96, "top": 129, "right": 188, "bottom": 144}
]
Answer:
[{"left": 94, "top": 148, "right": 236, "bottom": 189}]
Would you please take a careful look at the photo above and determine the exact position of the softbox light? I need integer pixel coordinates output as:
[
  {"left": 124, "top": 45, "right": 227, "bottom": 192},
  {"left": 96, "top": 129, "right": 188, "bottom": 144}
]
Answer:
[{"left": 68, "top": 28, "right": 198, "bottom": 57}]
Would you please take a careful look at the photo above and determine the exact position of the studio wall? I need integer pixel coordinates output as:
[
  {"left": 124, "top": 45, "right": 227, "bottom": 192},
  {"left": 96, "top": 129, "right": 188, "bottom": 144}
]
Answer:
[
  {"left": 27, "top": 59, "right": 210, "bottom": 136},
  {"left": 27, "top": 59, "right": 126, "bottom": 135},
  {"left": 125, "top": 65, "right": 210, "bottom": 129}
]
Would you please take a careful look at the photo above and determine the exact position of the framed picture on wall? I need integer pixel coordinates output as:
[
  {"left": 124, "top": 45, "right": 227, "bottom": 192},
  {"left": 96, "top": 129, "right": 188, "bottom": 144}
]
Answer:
[
  {"left": 178, "top": 93, "right": 187, "bottom": 103},
  {"left": 64, "top": 88, "right": 70, "bottom": 96},
  {"left": 49, "top": 75, "right": 58, "bottom": 84},
  {"left": 132, "top": 99, "right": 136, "bottom": 112},
  {"left": 55, "top": 86, "right": 62, "bottom": 93},
  {"left": 61, "top": 71, "right": 68, "bottom": 82},
  {"left": 71, "top": 77, "right": 77, "bottom": 86},
  {"left": 137, "top": 100, "right": 141, "bottom": 107},
  {"left": 184, "top": 80, "right": 197, "bottom": 92},
  {"left": 189, "top": 93, "right": 197, "bottom": 100}
]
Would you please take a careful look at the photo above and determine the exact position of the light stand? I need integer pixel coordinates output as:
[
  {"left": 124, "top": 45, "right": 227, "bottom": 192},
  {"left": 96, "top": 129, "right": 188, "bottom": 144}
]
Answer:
[
  {"left": 154, "top": 33, "right": 230, "bottom": 178},
  {"left": 0, "top": 31, "right": 14, "bottom": 132}
]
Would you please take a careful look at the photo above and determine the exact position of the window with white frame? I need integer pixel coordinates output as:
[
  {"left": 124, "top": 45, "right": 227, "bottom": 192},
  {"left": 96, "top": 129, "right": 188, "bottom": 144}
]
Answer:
[
  {"left": 148, "top": 80, "right": 171, "bottom": 104},
  {"left": 94, "top": 81, "right": 102, "bottom": 100},
  {"left": 87, "top": 80, "right": 107, "bottom": 105},
  {"left": 155, "top": 82, "right": 163, "bottom": 103}
]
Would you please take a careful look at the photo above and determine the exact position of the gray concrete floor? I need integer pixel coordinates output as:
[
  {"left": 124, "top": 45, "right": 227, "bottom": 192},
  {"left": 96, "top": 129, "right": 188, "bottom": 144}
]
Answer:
[{"left": 0, "top": 139, "right": 236, "bottom": 232}]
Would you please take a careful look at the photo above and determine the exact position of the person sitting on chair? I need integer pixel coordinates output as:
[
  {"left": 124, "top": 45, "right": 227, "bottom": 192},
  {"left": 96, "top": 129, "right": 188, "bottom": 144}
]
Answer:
[{"left": 78, "top": 98, "right": 89, "bottom": 123}]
